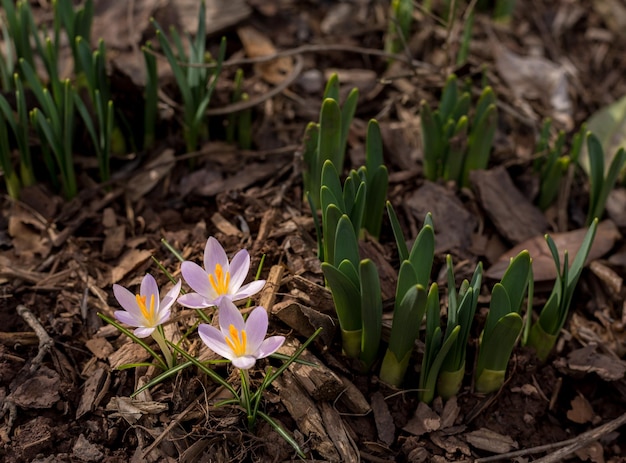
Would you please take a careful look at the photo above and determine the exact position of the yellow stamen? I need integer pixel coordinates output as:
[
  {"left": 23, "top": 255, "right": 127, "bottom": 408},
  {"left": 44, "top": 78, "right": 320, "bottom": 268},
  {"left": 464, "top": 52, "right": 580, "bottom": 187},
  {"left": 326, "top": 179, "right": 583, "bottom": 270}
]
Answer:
[
  {"left": 136, "top": 294, "right": 156, "bottom": 325},
  {"left": 209, "top": 263, "right": 231, "bottom": 295},
  {"left": 224, "top": 324, "right": 247, "bottom": 356}
]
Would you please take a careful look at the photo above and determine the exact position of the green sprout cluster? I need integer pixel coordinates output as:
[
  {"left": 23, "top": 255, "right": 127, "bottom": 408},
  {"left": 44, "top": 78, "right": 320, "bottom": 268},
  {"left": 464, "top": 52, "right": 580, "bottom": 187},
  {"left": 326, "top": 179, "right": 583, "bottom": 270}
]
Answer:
[
  {"left": 421, "top": 73, "right": 497, "bottom": 188},
  {"left": 302, "top": 75, "right": 600, "bottom": 403},
  {"left": 0, "top": 0, "right": 227, "bottom": 199}
]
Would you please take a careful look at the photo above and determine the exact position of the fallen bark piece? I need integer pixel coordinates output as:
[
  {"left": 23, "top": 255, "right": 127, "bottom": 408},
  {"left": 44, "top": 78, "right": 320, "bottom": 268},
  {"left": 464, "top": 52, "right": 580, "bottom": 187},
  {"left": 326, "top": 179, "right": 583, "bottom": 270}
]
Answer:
[
  {"left": 76, "top": 367, "right": 110, "bottom": 419},
  {"left": 320, "top": 402, "right": 359, "bottom": 462},
  {"left": 371, "top": 391, "right": 395, "bottom": 445},
  {"left": 278, "top": 338, "right": 344, "bottom": 402},
  {"left": 275, "top": 370, "right": 340, "bottom": 461},
  {"left": 470, "top": 166, "right": 549, "bottom": 244},
  {"left": 407, "top": 181, "right": 477, "bottom": 256},
  {"left": 273, "top": 300, "right": 336, "bottom": 345},
  {"left": 465, "top": 428, "right": 518, "bottom": 453}
]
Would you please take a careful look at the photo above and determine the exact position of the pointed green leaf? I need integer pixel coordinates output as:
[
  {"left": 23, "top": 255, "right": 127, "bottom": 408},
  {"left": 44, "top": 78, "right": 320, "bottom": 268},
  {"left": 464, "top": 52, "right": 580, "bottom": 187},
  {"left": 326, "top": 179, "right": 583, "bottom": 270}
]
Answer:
[{"left": 359, "top": 259, "right": 382, "bottom": 369}]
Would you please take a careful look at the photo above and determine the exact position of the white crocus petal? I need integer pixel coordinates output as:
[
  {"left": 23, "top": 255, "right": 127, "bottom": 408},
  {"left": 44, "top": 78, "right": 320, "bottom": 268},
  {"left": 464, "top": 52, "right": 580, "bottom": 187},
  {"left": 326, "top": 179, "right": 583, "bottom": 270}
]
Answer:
[
  {"left": 231, "top": 356, "right": 257, "bottom": 370},
  {"left": 134, "top": 326, "right": 156, "bottom": 338}
]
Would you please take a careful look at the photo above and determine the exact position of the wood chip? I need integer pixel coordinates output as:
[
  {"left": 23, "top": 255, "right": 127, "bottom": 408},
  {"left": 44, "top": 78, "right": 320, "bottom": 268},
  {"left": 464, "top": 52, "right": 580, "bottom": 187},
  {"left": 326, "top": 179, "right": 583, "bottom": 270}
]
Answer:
[
  {"left": 337, "top": 375, "right": 372, "bottom": 415},
  {"left": 274, "top": 370, "right": 340, "bottom": 461},
  {"left": 320, "top": 402, "right": 359, "bottom": 462},
  {"left": 278, "top": 338, "right": 344, "bottom": 402}
]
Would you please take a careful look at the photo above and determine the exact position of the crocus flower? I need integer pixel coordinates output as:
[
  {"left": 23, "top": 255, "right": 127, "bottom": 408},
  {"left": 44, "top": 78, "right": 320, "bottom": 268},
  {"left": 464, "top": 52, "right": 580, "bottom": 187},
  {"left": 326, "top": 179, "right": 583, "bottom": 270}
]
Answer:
[
  {"left": 113, "top": 274, "right": 181, "bottom": 338},
  {"left": 178, "top": 236, "right": 265, "bottom": 308},
  {"left": 198, "top": 298, "right": 285, "bottom": 369}
]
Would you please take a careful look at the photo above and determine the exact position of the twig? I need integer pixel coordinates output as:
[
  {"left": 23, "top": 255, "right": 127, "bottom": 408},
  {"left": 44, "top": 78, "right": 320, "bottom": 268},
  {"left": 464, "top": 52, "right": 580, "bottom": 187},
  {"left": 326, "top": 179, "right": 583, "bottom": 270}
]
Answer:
[
  {"left": 204, "top": 54, "right": 303, "bottom": 115},
  {"left": 16, "top": 304, "right": 54, "bottom": 373},
  {"left": 474, "top": 411, "right": 626, "bottom": 462}
]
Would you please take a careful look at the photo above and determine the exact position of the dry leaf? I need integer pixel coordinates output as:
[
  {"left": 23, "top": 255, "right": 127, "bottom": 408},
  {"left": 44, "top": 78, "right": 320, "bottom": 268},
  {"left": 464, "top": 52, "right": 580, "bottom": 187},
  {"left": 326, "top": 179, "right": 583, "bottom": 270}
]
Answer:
[
  {"left": 237, "top": 26, "right": 293, "bottom": 84},
  {"left": 110, "top": 249, "right": 153, "bottom": 284},
  {"left": 465, "top": 428, "right": 518, "bottom": 453},
  {"left": 567, "top": 394, "right": 594, "bottom": 424},
  {"left": 403, "top": 402, "right": 441, "bottom": 436},
  {"left": 494, "top": 45, "right": 573, "bottom": 129}
]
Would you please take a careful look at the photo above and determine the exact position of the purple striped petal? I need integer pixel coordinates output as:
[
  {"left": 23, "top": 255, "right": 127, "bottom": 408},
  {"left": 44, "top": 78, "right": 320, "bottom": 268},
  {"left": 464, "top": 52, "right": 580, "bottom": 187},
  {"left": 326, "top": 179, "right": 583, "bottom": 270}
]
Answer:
[
  {"left": 140, "top": 274, "right": 160, "bottom": 304},
  {"left": 198, "top": 323, "right": 236, "bottom": 360},
  {"left": 204, "top": 237, "right": 229, "bottom": 275},
  {"left": 217, "top": 298, "right": 245, "bottom": 333},
  {"left": 181, "top": 261, "right": 215, "bottom": 298},
  {"left": 161, "top": 280, "right": 182, "bottom": 312},
  {"left": 177, "top": 292, "right": 214, "bottom": 309},
  {"left": 232, "top": 280, "right": 266, "bottom": 301},
  {"left": 113, "top": 284, "right": 142, "bottom": 318},
  {"left": 244, "top": 306, "right": 268, "bottom": 353},
  {"left": 256, "top": 336, "right": 285, "bottom": 359},
  {"left": 228, "top": 249, "right": 250, "bottom": 291},
  {"left": 114, "top": 310, "right": 140, "bottom": 327}
]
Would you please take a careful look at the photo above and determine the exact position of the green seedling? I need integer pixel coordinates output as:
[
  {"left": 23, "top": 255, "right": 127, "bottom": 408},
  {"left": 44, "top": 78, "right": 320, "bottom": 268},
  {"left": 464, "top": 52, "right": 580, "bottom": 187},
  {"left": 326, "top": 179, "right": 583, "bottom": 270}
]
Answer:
[
  {"left": 436, "top": 256, "right": 483, "bottom": 400},
  {"left": 152, "top": 1, "right": 226, "bottom": 153},
  {"left": 475, "top": 251, "right": 531, "bottom": 393},
  {"left": 225, "top": 69, "right": 252, "bottom": 149},
  {"left": 21, "top": 58, "right": 77, "bottom": 198},
  {"left": 527, "top": 219, "right": 598, "bottom": 361},
  {"left": 74, "top": 37, "right": 113, "bottom": 183},
  {"left": 362, "top": 120, "right": 389, "bottom": 239},
  {"left": 534, "top": 120, "right": 585, "bottom": 211},
  {"left": 421, "top": 74, "right": 496, "bottom": 187},
  {"left": 321, "top": 213, "right": 363, "bottom": 359},
  {"left": 418, "top": 282, "right": 459, "bottom": 404},
  {"left": 142, "top": 41, "right": 158, "bottom": 150},
  {"left": 303, "top": 73, "right": 359, "bottom": 210},
  {"left": 380, "top": 212, "right": 434, "bottom": 387},
  {"left": 0, "top": 75, "right": 37, "bottom": 195},
  {"left": 54, "top": 0, "right": 94, "bottom": 75},
  {"left": 586, "top": 133, "right": 626, "bottom": 226},
  {"left": 384, "top": 0, "right": 413, "bottom": 56}
]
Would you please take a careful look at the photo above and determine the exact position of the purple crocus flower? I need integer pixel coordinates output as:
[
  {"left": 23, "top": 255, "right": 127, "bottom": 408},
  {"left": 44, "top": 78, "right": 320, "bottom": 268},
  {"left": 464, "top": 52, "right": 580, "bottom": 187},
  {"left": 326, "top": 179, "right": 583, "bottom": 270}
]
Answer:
[
  {"left": 178, "top": 237, "right": 265, "bottom": 309},
  {"left": 112, "top": 274, "right": 181, "bottom": 338},
  {"left": 198, "top": 298, "right": 285, "bottom": 369}
]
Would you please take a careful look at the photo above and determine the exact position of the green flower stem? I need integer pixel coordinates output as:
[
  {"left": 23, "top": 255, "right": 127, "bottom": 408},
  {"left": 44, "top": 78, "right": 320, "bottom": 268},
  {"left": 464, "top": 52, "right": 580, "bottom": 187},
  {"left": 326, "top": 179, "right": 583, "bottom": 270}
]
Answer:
[
  {"left": 151, "top": 328, "right": 174, "bottom": 369},
  {"left": 240, "top": 368, "right": 255, "bottom": 429}
]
